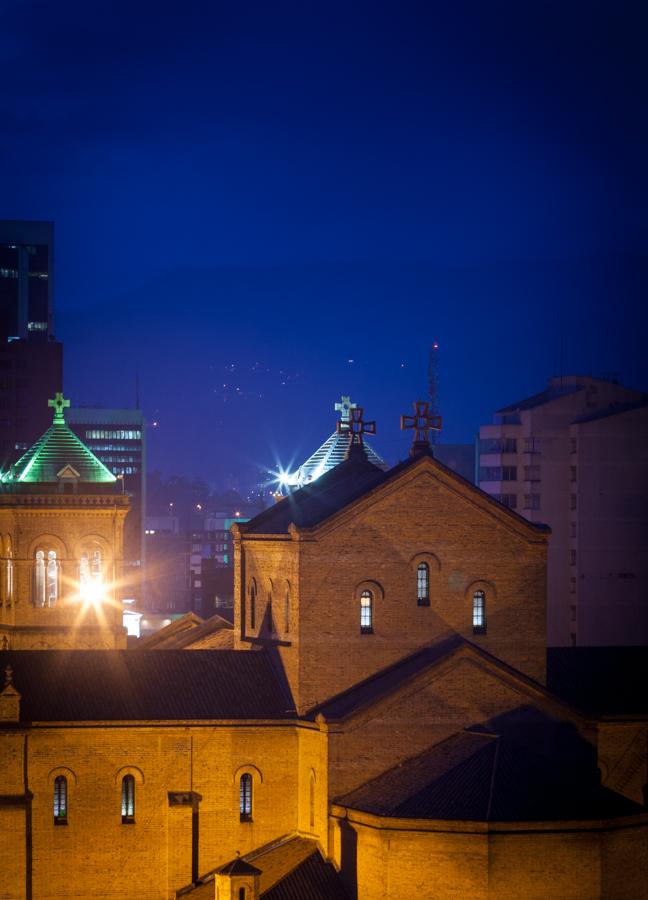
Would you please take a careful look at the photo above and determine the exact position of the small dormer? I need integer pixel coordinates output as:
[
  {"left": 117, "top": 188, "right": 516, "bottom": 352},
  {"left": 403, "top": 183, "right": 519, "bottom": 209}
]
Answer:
[
  {"left": 214, "top": 856, "right": 261, "bottom": 900},
  {"left": 57, "top": 464, "right": 80, "bottom": 495}
]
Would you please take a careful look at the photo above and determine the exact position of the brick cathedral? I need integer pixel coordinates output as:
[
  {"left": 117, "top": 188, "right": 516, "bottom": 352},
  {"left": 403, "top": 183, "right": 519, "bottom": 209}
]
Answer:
[{"left": 0, "top": 397, "right": 646, "bottom": 899}]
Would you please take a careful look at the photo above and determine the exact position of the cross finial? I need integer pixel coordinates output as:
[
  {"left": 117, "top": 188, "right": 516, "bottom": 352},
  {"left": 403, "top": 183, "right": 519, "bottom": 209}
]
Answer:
[
  {"left": 400, "top": 401, "right": 442, "bottom": 457},
  {"left": 48, "top": 392, "right": 70, "bottom": 424},
  {"left": 4, "top": 665, "right": 13, "bottom": 688},
  {"left": 334, "top": 395, "right": 357, "bottom": 428},
  {"left": 337, "top": 406, "right": 376, "bottom": 459}
]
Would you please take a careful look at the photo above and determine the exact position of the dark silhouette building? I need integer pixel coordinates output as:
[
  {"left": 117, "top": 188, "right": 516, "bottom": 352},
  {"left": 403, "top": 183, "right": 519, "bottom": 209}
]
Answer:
[{"left": 0, "top": 220, "right": 63, "bottom": 470}]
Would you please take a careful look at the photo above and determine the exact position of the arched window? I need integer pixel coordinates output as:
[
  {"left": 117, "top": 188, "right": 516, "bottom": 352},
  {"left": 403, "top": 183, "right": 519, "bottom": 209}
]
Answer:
[
  {"left": 250, "top": 582, "right": 256, "bottom": 630},
  {"left": 53, "top": 775, "right": 67, "bottom": 824},
  {"left": 284, "top": 587, "right": 290, "bottom": 634},
  {"left": 121, "top": 774, "right": 135, "bottom": 823},
  {"left": 6, "top": 552, "right": 13, "bottom": 606},
  {"left": 79, "top": 548, "right": 103, "bottom": 598},
  {"left": 34, "top": 551, "right": 46, "bottom": 607},
  {"left": 472, "top": 590, "right": 486, "bottom": 634},
  {"left": 417, "top": 562, "right": 430, "bottom": 606},
  {"left": 360, "top": 590, "right": 373, "bottom": 634},
  {"left": 46, "top": 551, "right": 59, "bottom": 607},
  {"left": 309, "top": 773, "right": 315, "bottom": 830},
  {"left": 239, "top": 889, "right": 246, "bottom": 900},
  {"left": 239, "top": 773, "right": 252, "bottom": 822}
]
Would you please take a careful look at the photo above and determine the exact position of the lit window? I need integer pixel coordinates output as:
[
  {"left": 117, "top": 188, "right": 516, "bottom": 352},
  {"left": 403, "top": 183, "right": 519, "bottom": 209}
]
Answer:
[
  {"left": 240, "top": 773, "right": 252, "bottom": 821},
  {"left": 472, "top": 591, "right": 486, "bottom": 635},
  {"left": 360, "top": 590, "right": 373, "bottom": 633},
  {"left": 53, "top": 775, "right": 67, "bottom": 824},
  {"left": 34, "top": 549, "right": 59, "bottom": 607},
  {"left": 121, "top": 775, "right": 135, "bottom": 823},
  {"left": 417, "top": 563, "right": 430, "bottom": 606}
]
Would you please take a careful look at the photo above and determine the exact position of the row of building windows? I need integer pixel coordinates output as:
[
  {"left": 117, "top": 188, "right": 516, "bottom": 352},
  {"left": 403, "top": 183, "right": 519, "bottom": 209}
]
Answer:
[
  {"left": 479, "top": 437, "right": 518, "bottom": 454},
  {"left": 52, "top": 772, "right": 303, "bottom": 828},
  {"left": 111, "top": 466, "right": 138, "bottom": 475},
  {"left": 480, "top": 466, "right": 517, "bottom": 482},
  {"left": 357, "top": 586, "right": 487, "bottom": 635},
  {"left": 85, "top": 443, "right": 142, "bottom": 452},
  {"left": 479, "top": 437, "right": 542, "bottom": 454},
  {"left": 31, "top": 548, "right": 104, "bottom": 607},
  {"left": 85, "top": 430, "right": 142, "bottom": 440},
  {"left": 248, "top": 570, "right": 488, "bottom": 636}
]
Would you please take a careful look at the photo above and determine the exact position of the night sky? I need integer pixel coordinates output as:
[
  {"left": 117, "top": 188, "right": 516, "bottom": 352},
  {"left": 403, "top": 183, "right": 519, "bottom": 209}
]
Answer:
[{"left": 2, "top": 1, "right": 647, "bottom": 491}]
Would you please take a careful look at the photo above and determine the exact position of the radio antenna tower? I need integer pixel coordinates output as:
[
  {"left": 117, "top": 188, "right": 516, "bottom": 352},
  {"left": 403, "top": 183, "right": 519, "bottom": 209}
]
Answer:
[{"left": 427, "top": 341, "right": 440, "bottom": 445}]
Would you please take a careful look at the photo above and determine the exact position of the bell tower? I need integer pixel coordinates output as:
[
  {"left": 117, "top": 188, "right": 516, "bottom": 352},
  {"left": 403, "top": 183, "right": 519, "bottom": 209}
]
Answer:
[{"left": 0, "top": 394, "right": 129, "bottom": 649}]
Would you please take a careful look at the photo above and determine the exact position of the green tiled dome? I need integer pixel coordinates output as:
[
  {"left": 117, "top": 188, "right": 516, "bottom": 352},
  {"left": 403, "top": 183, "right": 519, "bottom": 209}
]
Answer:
[{"left": 2, "top": 394, "right": 116, "bottom": 485}]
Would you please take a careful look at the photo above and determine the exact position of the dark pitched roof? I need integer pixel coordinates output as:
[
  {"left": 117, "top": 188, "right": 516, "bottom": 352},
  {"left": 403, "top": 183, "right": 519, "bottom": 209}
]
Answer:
[
  {"left": 2, "top": 650, "right": 296, "bottom": 721},
  {"left": 180, "top": 836, "right": 349, "bottom": 900},
  {"left": 308, "top": 634, "right": 466, "bottom": 720},
  {"left": 496, "top": 382, "right": 584, "bottom": 414},
  {"left": 547, "top": 647, "right": 648, "bottom": 716},
  {"left": 216, "top": 857, "right": 261, "bottom": 876},
  {"left": 572, "top": 398, "right": 648, "bottom": 425},
  {"left": 337, "top": 728, "right": 643, "bottom": 822},
  {"left": 242, "top": 454, "right": 388, "bottom": 534},
  {"left": 243, "top": 448, "right": 549, "bottom": 537},
  {"left": 262, "top": 850, "right": 349, "bottom": 900}
]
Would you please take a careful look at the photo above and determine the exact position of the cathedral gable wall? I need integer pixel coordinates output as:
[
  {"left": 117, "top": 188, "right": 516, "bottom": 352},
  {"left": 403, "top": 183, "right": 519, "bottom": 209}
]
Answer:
[
  {"left": 294, "top": 468, "right": 547, "bottom": 712},
  {"left": 327, "top": 655, "right": 584, "bottom": 797}
]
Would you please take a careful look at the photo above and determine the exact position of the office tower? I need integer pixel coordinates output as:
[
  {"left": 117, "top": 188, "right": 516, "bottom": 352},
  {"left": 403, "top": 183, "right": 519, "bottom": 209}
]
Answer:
[{"left": 0, "top": 221, "right": 63, "bottom": 468}]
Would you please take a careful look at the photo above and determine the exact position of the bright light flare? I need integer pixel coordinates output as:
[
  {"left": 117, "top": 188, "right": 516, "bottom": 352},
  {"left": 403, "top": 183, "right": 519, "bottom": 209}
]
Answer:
[{"left": 80, "top": 579, "right": 107, "bottom": 608}]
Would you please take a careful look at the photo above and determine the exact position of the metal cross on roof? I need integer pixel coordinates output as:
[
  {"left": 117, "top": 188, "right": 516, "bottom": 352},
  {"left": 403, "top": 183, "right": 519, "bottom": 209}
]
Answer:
[
  {"left": 400, "top": 400, "right": 442, "bottom": 455},
  {"left": 48, "top": 392, "right": 70, "bottom": 424},
  {"left": 337, "top": 406, "right": 376, "bottom": 446},
  {"left": 334, "top": 395, "right": 357, "bottom": 428}
]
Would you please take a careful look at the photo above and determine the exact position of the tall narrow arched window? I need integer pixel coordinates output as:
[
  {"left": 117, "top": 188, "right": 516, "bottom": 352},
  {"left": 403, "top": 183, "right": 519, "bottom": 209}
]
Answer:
[
  {"left": 6, "top": 551, "right": 13, "bottom": 606},
  {"left": 284, "top": 587, "right": 290, "bottom": 634},
  {"left": 360, "top": 590, "right": 373, "bottom": 634},
  {"left": 472, "top": 590, "right": 486, "bottom": 635},
  {"left": 417, "top": 562, "right": 430, "bottom": 606},
  {"left": 121, "top": 774, "right": 135, "bottom": 823},
  {"left": 53, "top": 775, "right": 68, "bottom": 824},
  {"left": 309, "top": 773, "right": 315, "bottom": 830},
  {"left": 79, "top": 552, "right": 90, "bottom": 593},
  {"left": 46, "top": 551, "right": 59, "bottom": 607},
  {"left": 34, "top": 550, "right": 46, "bottom": 606},
  {"left": 250, "top": 583, "right": 256, "bottom": 630},
  {"left": 239, "top": 889, "right": 246, "bottom": 900},
  {"left": 240, "top": 773, "right": 252, "bottom": 822},
  {"left": 91, "top": 549, "right": 102, "bottom": 582}
]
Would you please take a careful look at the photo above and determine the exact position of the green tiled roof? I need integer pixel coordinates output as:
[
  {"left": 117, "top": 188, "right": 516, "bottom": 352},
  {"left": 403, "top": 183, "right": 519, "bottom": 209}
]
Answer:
[{"left": 3, "top": 421, "right": 116, "bottom": 484}]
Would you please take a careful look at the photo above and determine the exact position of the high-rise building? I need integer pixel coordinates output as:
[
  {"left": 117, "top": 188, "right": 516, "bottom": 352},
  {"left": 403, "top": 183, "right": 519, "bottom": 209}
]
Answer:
[
  {"left": 478, "top": 375, "right": 648, "bottom": 646},
  {"left": 0, "top": 220, "right": 54, "bottom": 342},
  {"left": 67, "top": 408, "right": 145, "bottom": 604},
  {"left": 0, "top": 221, "right": 63, "bottom": 467}
]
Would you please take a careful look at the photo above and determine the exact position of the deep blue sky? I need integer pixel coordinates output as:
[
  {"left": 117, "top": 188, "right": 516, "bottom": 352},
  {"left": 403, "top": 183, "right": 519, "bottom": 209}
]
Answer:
[{"left": 2, "top": 1, "right": 647, "bottom": 490}]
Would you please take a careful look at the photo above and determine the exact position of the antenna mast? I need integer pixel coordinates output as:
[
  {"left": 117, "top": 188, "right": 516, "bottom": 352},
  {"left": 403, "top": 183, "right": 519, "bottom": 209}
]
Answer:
[{"left": 428, "top": 341, "right": 440, "bottom": 446}]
